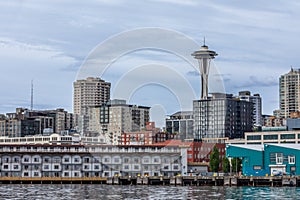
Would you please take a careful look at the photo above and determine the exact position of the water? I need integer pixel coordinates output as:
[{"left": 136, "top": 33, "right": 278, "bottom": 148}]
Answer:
[{"left": 0, "top": 185, "right": 298, "bottom": 200}]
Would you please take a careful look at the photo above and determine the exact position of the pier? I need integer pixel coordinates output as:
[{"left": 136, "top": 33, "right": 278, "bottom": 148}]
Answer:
[{"left": 0, "top": 176, "right": 299, "bottom": 186}]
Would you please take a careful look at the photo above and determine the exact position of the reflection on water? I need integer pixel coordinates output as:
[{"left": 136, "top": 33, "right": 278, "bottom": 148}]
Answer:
[{"left": 0, "top": 184, "right": 298, "bottom": 200}]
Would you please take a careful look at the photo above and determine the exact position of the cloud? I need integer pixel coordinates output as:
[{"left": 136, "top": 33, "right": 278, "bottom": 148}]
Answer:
[
  {"left": 187, "top": 71, "right": 200, "bottom": 76},
  {"left": 149, "top": 0, "right": 198, "bottom": 6},
  {"left": 237, "top": 76, "right": 278, "bottom": 88}
]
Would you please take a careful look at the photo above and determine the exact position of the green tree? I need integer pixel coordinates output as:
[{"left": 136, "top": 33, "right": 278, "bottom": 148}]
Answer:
[
  {"left": 231, "top": 158, "right": 242, "bottom": 173},
  {"left": 209, "top": 146, "right": 220, "bottom": 172},
  {"left": 222, "top": 157, "right": 230, "bottom": 173}
]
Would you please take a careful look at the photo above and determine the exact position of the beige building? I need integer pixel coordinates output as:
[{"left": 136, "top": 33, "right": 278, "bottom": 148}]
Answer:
[
  {"left": 89, "top": 100, "right": 150, "bottom": 144},
  {"left": 280, "top": 68, "right": 300, "bottom": 118},
  {"left": 73, "top": 77, "right": 111, "bottom": 116},
  {"left": 73, "top": 77, "right": 111, "bottom": 134}
]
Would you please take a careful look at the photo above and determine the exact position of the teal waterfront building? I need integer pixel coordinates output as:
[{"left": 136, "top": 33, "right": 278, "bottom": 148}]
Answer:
[{"left": 226, "top": 144, "right": 300, "bottom": 176}]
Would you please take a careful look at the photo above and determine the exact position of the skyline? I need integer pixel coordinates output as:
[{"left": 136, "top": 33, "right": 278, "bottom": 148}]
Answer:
[{"left": 1, "top": 1, "right": 300, "bottom": 127}]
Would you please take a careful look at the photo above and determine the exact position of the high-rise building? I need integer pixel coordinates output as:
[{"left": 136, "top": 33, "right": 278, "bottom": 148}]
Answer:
[
  {"left": 88, "top": 99, "right": 150, "bottom": 144},
  {"left": 73, "top": 77, "right": 111, "bottom": 134},
  {"left": 193, "top": 93, "right": 253, "bottom": 140},
  {"left": 73, "top": 77, "right": 111, "bottom": 116},
  {"left": 166, "top": 111, "right": 194, "bottom": 140},
  {"left": 238, "top": 91, "right": 262, "bottom": 127},
  {"left": 280, "top": 68, "right": 300, "bottom": 118}
]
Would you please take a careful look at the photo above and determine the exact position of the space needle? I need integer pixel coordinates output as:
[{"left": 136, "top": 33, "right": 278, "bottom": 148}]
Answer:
[{"left": 191, "top": 39, "right": 218, "bottom": 99}]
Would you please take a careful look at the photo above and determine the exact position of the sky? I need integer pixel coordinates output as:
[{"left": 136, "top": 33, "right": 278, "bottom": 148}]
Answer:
[{"left": 0, "top": 0, "right": 300, "bottom": 127}]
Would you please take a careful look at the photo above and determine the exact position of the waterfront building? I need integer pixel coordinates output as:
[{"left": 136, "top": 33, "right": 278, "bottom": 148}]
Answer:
[
  {"left": 0, "top": 133, "right": 108, "bottom": 145},
  {"left": 0, "top": 143, "right": 186, "bottom": 178},
  {"left": 238, "top": 91, "right": 262, "bottom": 127},
  {"left": 226, "top": 143, "right": 300, "bottom": 176},
  {"left": 73, "top": 77, "right": 111, "bottom": 134},
  {"left": 166, "top": 111, "right": 194, "bottom": 140},
  {"left": 279, "top": 68, "right": 300, "bottom": 118},
  {"left": 226, "top": 130, "right": 300, "bottom": 145},
  {"left": 193, "top": 93, "right": 253, "bottom": 140}
]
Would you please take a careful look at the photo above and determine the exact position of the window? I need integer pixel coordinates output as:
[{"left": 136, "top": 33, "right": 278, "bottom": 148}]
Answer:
[
  {"left": 247, "top": 135, "right": 261, "bottom": 140},
  {"left": 3, "top": 165, "right": 9, "bottom": 169},
  {"left": 43, "top": 165, "right": 49, "bottom": 170},
  {"left": 24, "top": 172, "right": 29, "bottom": 177},
  {"left": 33, "top": 172, "right": 39, "bottom": 177},
  {"left": 64, "top": 172, "right": 69, "bottom": 177},
  {"left": 253, "top": 166, "right": 262, "bottom": 170},
  {"left": 281, "top": 134, "right": 295, "bottom": 140},
  {"left": 133, "top": 158, "right": 140, "bottom": 163},
  {"left": 54, "top": 165, "right": 59, "bottom": 170},
  {"left": 13, "top": 165, "right": 19, "bottom": 170},
  {"left": 143, "top": 158, "right": 150, "bottom": 164},
  {"left": 264, "top": 135, "right": 278, "bottom": 140},
  {"left": 64, "top": 158, "right": 70, "bottom": 162},
  {"left": 276, "top": 153, "right": 283, "bottom": 164},
  {"left": 289, "top": 155, "right": 295, "bottom": 164},
  {"left": 153, "top": 158, "right": 160, "bottom": 163}
]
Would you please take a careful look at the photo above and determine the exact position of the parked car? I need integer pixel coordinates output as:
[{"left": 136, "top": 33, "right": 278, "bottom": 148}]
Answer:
[{"left": 272, "top": 170, "right": 283, "bottom": 176}]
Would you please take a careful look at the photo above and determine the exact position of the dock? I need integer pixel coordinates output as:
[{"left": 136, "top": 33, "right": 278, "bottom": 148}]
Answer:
[{"left": 0, "top": 176, "right": 299, "bottom": 186}]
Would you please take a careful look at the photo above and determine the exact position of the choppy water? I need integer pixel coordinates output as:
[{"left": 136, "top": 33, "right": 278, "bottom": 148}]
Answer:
[{"left": 0, "top": 184, "right": 298, "bottom": 200}]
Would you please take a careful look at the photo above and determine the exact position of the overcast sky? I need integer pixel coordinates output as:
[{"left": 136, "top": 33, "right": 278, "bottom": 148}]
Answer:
[{"left": 1, "top": 0, "right": 300, "bottom": 127}]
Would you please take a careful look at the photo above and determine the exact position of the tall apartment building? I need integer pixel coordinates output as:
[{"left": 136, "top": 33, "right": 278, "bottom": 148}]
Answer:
[
  {"left": 73, "top": 77, "right": 111, "bottom": 133},
  {"left": 238, "top": 91, "right": 262, "bottom": 127},
  {"left": 193, "top": 93, "right": 253, "bottom": 140},
  {"left": 166, "top": 111, "right": 194, "bottom": 140},
  {"left": 280, "top": 68, "right": 300, "bottom": 118},
  {"left": 89, "top": 99, "right": 150, "bottom": 144},
  {"left": 73, "top": 77, "right": 111, "bottom": 116}
]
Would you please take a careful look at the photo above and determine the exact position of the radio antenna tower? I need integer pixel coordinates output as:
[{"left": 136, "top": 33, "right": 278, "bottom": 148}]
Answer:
[{"left": 31, "top": 80, "right": 34, "bottom": 110}]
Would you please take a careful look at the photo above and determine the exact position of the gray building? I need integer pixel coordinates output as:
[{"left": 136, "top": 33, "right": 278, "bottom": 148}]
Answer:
[
  {"left": 166, "top": 111, "right": 194, "bottom": 140},
  {"left": 287, "top": 118, "right": 300, "bottom": 131},
  {"left": 193, "top": 93, "right": 253, "bottom": 140},
  {"left": 238, "top": 91, "right": 262, "bottom": 127}
]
